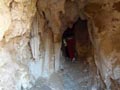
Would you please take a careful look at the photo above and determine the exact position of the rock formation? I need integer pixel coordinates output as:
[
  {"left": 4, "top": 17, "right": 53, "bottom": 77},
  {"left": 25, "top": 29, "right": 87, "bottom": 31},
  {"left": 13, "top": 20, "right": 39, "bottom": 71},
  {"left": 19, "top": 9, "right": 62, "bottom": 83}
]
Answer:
[
  {"left": 0, "top": 0, "right": 120, "bottom": 90},
  {"left": 84, "top": 0, "right": 120, "bottom": 89}
]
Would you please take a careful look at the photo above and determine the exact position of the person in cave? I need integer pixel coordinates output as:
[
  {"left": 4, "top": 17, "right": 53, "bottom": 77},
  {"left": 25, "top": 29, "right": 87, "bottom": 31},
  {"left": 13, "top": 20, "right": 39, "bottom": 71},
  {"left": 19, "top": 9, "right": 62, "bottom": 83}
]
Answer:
[{"left": 62, "top": 27, "right": 76, "bottom": 62}]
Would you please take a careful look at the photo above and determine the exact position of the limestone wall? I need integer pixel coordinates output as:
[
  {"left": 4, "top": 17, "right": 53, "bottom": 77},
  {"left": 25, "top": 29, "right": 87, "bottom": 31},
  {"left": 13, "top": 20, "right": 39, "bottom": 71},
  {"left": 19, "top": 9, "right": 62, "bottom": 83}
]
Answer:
[
  {"left": 0, "top": 0, "right": 37, "bottom": 90},
  {"left": 84, "top": 0, "right": 120, "bottom": 89}
]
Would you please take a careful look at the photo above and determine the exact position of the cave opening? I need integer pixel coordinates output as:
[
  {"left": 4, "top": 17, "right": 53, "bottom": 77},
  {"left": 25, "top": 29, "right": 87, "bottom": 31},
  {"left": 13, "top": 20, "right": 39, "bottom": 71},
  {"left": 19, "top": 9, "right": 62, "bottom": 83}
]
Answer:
[
  {"left": 59, "top": 18, "right": 96, "bottom": 90},
  {"left": 61, "top": 18, "right": 93, "bottom": 63}
]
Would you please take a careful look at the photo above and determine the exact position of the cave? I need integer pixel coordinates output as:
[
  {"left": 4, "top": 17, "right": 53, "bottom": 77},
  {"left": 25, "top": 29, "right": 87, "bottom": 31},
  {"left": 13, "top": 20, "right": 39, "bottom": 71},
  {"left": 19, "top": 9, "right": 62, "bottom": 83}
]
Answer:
[
  {"left": 61, "top": 18, "right": 92, "bottom": 61},
  {"left": 0, "top": 0, "right": 120, "bottom": 90},
  {"left": 59, "top": 18, "right": 96, "bottom": 90}
]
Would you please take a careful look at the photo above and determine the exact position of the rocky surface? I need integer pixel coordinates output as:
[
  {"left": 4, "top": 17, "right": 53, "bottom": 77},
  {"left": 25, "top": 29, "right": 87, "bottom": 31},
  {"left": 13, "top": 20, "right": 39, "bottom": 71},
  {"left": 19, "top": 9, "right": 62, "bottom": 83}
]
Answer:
[
  {"left": 0, "top": 0, "right": 37, "bottom": 90},
  {"left": 84, "top": 0, "right": 120, "bottom": 89},
  {"left": 29, "top": 58, "right": 100, "bottom": 90}
]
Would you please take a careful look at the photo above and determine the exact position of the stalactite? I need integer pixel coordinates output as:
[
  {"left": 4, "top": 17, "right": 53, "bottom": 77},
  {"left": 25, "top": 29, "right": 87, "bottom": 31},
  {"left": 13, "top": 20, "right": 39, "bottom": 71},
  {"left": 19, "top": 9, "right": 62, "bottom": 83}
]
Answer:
[
  {"left": 30, "top": 12, "right": 40, "bottom": 60},
  {"left": 42, "top": 28, "right": 55, "bottom": 77}
]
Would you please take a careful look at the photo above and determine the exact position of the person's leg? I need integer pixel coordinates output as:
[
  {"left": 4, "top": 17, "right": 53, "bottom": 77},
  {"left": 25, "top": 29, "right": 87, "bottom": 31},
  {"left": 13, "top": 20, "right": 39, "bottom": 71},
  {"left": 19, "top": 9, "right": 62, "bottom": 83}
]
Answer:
[
  {"left": 67, "top": 46, "right": 75, "bottom": 62},
  {"left": 67, "top": 39, "right": 75, "bottom": 62}
]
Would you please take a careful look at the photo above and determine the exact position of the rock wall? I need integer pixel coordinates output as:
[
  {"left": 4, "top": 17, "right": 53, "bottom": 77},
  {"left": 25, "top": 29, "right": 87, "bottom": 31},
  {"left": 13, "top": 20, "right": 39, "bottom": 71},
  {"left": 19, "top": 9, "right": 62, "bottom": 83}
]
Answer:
[
  {"left": 84, "top": 0, "right": 120, "bottom": 89},
  {"left": 0, "top": 0, "right": 37, "bottom": 90}
]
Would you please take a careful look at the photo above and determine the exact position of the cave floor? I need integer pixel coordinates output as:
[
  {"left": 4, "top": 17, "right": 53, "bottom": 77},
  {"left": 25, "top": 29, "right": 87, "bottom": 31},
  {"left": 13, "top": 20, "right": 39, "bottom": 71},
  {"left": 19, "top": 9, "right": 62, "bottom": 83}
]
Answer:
[{"left": 29, "top": 58, "right": 98, "bottom": 90}]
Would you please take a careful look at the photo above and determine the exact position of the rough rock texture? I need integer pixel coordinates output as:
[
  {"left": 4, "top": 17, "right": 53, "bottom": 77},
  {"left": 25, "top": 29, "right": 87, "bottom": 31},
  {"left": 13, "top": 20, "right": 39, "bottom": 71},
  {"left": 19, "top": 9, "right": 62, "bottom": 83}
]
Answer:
[
  {"left": 0, "top": 0, "right": 37, "bottom": 90},
  {"left": 84, "top": 0, "right": 120, "bottom": 89},
  {"left": 0, "top": 0, "right": 11, "bottom": 41}
]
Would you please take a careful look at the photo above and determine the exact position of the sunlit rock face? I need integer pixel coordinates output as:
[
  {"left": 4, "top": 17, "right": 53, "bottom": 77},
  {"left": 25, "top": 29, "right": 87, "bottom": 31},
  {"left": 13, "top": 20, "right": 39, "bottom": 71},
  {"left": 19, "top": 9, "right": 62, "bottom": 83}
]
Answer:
[
  {"left": 5, "top": 0, "right": 36, "bottom": 41},
  {"left": 85, "top": 0, "right": 120, "bottom": 89},
  {"left": 0, "top": 0, "right": 11, "bottom": 41},
  {"left": 0, "top": 0, "right": 36, "bottom": 90}
]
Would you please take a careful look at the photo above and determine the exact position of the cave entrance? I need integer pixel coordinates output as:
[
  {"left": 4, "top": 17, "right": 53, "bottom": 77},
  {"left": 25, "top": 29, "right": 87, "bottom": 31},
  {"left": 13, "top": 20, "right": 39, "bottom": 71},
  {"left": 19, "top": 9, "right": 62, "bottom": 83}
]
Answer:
[
  {"left": 59, "top": 18, "right": 95, "bottom": 89},
  {"left": 61, "top": 17, "right": 93, "bottom": 63}
]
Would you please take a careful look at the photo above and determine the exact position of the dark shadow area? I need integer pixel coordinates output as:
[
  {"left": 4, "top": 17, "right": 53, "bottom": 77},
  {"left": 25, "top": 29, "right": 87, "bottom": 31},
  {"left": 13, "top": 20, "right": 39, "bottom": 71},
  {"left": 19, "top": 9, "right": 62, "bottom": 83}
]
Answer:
[
  {"left": 61, "top": 27, "right": 76, "bottom": 62},
  {"left": 61, "top": 18, "right": 93, "bottom": 62},
  {"left": 74, "top": 18, "right": 92, "bottom": 59}
]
